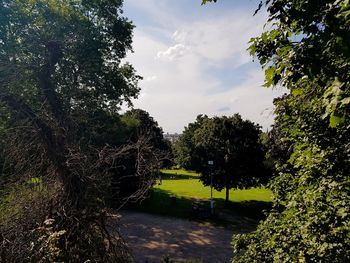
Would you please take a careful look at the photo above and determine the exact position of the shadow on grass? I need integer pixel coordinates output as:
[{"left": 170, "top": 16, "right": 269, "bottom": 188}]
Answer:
[
  {"left": 124, "top": 188, "right": 272, "bottom": 226},
  {"left": 125, "top": 188, "right": 194, "bottom": 219},
  {"left": 160, "top": 172, "right": 199, "bottom": 180}
]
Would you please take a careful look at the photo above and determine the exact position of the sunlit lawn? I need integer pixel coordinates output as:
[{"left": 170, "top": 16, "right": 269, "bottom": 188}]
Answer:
[
  {"left": 127, "top": 169, "right": 273, "bottom": 221},
  {"left": 158, "top": 169, "right": 272, "bottom": 202}
]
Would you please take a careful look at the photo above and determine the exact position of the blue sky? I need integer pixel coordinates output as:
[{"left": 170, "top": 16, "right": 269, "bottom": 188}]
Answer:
[{"left": 122, "top": 0, "right": 286, "bottom": 133}]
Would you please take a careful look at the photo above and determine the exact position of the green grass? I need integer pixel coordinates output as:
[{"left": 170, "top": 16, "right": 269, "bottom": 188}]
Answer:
[
  {"left": 0, "top": 181, "right": 54, "bottom": 224},
  {"left": 126, "top": 169, "right": 273, "bottom": 222},
  {"left": 157, "top": 172, "right": 272, "bottom": 202}
]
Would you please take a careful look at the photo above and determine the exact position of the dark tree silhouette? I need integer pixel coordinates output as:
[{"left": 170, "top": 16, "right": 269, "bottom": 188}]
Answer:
[{"left": 0, "top": 1, "right": 158, "bottom": 261}]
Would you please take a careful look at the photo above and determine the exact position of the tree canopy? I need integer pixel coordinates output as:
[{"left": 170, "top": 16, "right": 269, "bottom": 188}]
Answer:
[
  {"left": 174, "top": 114, "right": 267, "bottom": 203},
  {"left": 122, "top": 109, "right": 170, "bottom": 152},
  {"left": 108, "top": 109, "right": 172, "bottom": 201},
  {"left": 229, "top": 0, "right": 350, "bottom": 262},
  {"left": 0, "top": 0, "right": 155, "bottom": 261},
  {"left": 173, "top": 114, "right": 209, "bottom": 170}
]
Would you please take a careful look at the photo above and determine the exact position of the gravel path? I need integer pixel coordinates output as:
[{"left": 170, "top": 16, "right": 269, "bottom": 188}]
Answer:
[{"left": 117, "top": 211, "right": 250, "bottom": 263}]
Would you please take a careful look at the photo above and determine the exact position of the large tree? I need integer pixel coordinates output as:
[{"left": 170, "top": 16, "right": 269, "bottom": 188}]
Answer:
[
  {"left": 123, "top": 109, "right": 173, "bottom": 167},
  {"left": 175, "top": 114, "right": 267, "bottom": 203},
  {"left": 108, "top": 109, "right": 172, "bottom": 201},
  {"left": 221, "top": 0, "right": 350, "bottom": 262},
  {"left": 173, "top": 114, "right": 209, "bottom": 170},
  {"left": 0, "top": 0, "right": 156, "bottom": 261},
  {"left": 122, "top": 109, "right": 170, "bottom": 152}
]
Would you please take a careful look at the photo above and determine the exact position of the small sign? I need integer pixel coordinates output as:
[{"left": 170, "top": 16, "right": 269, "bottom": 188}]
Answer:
[{"left": 208, "top": 160, "right": 214, "bottom": 165}]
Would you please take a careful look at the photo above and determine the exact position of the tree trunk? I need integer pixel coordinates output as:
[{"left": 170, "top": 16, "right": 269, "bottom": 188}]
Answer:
[{"left": 225, "top": 184, "right": 229, "bottom": 204}]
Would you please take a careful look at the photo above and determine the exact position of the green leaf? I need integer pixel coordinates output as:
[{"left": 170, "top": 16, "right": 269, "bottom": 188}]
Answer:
[
  {"left": 341, "top": 97, "right": 350, "bottom": 105},
  {"left": 265, "top": 67, "right": 276, "bottom": 87},
  {"left": 329, "top": 114, "right": 344, "bottom": 128},
  {"left": 292, "top": 88, "right": 303, "bottom": 96}
]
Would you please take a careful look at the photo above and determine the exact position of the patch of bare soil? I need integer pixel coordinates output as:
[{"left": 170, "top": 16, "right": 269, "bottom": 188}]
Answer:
[{"left": 115, "top": 211, "right": 257, "bottom": 263}]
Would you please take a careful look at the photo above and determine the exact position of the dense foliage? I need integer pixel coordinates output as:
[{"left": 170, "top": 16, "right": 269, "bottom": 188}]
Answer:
[
  {"left": 109, "top": 109, "right": 171, "bottom": 202},
  {"left": 173, "top": 114, "right": 208, "bottom": 170},
  {"left": 229, "top": 0, "right": 350, "bottom": 262},
  {"left": 0, "top": 0, "right": 159, "bottom": 261},
  {"left": 122, "top": 109, "right": 171, "bottom": 153},
  {"left": 174, "top": 114, "right": 267, "bottom": 202}
]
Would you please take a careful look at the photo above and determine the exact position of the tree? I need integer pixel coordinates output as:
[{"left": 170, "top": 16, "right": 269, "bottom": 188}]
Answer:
[
  {"left": 0, "top": 0, "right": 155, "bottom": 261},
  {"left": 173, "top": 114, "right": 208, "bottom": 170},
  {"left": 227, "top": 0, "right": 350, "bottom": 262},
  {"left": 175, "top": 114, "right": 267, "bottom": 203},
  {"left": 123, "top": 109, "right": 173, "bottom": 167},
  {"left": 122, "top": 109, "right": 170, "bottom": 152},
  {"left": 108, "top": 109, "right": 171, "bottom": 201},
  {"left": 259, "top": 95, "right": 295, "bottom": 173}
]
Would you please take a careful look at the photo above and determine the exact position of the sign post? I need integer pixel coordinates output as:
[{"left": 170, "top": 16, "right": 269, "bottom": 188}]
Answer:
[{"left": 208, "top": 160, "right": 214, "bottom": 215}]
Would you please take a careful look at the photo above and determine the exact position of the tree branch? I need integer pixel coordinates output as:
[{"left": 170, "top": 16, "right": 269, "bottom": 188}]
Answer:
[{"left": 0, "top": 92, "right": 56, "bottom": 150}]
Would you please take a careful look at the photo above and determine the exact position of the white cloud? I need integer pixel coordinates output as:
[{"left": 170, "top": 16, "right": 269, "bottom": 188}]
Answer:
[
  {"left": 162, "top": 12, "right": 267, "bottom": 66},
  {"left": 207, "top": 71, "right": 286, "bottom": 130},
  {"left": 156, "top": 44, "right": 190, "bottom": 61},
  {"left": 145, "top": 75, "right": 157, "bottom": 81},
  {"left": 123, "top": 2, "right": 286, "bottom": 133},
  {"left": 172, "top": 30, "right": 188, "bottom": 43}
]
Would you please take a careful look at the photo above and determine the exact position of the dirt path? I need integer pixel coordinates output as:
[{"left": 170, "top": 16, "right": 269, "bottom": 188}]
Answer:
[{"left": 117, "top": 211, "right": 252, "bottom": 263}]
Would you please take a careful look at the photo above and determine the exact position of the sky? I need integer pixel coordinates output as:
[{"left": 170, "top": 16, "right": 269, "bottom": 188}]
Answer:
[{"left": 122, "top": 0, "right": 286, "bottom": 134}]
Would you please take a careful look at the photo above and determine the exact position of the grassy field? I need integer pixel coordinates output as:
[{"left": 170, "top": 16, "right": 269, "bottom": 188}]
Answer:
[
  {"left": 126, "top": 169, "right": 273, "bottom": 221},
  {"left": 159, "top": 169, "right": 272, "bottom": 202}
]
